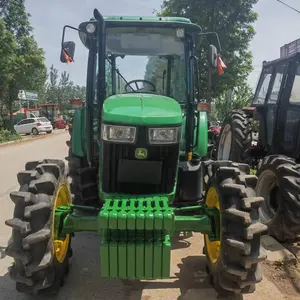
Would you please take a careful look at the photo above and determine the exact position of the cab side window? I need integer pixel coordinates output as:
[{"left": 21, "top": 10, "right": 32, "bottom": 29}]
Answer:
[
  {"left": 289, "top": 64, "right": 300, "bottom": 104},
  {"left": 253, "top": 68, "right": 273, "bottom": 105}
]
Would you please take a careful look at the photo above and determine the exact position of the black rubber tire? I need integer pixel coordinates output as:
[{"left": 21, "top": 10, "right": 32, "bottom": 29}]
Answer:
[
  {"left": 5, "top": 159, "right": 72, "bottom": 295},
  {"left": 46, "top": 131, "right": 52, "bottom": 134},
  {"left": 204, "top": 161, "right": 267, "bottom": 296},
  {"left": 256, "top": 155, "right": 300, "bottom": 242},
  {"left": 67, "top": 125, "right": 99, "bottom": 207},
  {"left": 217, "top": 110, "right": 252, "bottom": 164},
  {"left": 31, "top": 128, "right": 39, "bottom": 136}
]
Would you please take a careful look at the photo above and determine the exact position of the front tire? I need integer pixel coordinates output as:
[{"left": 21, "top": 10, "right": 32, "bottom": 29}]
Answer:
[
  {"left": 204, "top": 161, "right": 267, "bottom": 296},
  {"left": 5, "top": 159, "right": 72, "bottom": 295},
  {"left": 256, "top": 155, "right": 300, "bottom": 242}
]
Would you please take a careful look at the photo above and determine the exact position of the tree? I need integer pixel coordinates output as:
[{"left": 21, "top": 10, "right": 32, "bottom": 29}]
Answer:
[
  {"left": 212, "top": 81, "right": 253, "bottom": 122},
  {"left": 0, "top": 19, "right": 17, "bottom": 115},
  {"left": 0, "top": 0, "right": 47, "bottom": 117},
  {"left": 157, "top": 0, "right": 258, "bottom": 101},
  {"left": 44, "top": 65, "right": 86, "bottom": 112}
]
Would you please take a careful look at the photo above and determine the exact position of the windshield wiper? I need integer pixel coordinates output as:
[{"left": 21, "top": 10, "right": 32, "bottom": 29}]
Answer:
[{"left": 105, "top": 57, "right": 136, "bottom": 93}]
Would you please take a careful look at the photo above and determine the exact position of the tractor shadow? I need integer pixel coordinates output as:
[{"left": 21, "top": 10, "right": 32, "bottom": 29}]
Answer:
[{"left": 0, "top": 232, "right": 242, "bottom": 300}]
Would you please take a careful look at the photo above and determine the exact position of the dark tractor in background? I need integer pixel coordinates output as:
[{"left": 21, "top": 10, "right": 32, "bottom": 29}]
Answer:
[{"left": 218, "top": 52, "right": 300, "bottom": 242}]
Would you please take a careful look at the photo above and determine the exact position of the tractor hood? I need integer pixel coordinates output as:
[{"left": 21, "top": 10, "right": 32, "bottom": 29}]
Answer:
[{"left": 102, "top": 93, "right": 182, "bottom": 125}]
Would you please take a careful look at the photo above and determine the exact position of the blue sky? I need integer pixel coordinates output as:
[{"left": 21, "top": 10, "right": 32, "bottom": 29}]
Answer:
[{"left": 25, "top": 0, "right": 300, "bottom": 90}]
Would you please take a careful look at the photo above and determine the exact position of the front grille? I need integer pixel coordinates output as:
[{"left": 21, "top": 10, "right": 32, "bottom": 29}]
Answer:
[{"left": 101, "top": 126, "right": 179, "bottom": 194}]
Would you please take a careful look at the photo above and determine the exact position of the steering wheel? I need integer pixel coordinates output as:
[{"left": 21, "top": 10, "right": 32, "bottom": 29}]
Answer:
[{"left": 125, "top": 79, "right": 156, "bottom": 93}]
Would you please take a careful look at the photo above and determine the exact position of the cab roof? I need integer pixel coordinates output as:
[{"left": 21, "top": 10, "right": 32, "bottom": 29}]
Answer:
[{"left": 83, "top": 15, "right": 202, "bottom": 34}]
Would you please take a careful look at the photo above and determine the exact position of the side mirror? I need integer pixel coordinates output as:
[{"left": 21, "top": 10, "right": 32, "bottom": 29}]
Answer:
[
  {"left": 208, "top": 45, "right": 218, "bottom": 68},
  {"left": 60, "top": 41, "right": 75, "bottom": 63}
]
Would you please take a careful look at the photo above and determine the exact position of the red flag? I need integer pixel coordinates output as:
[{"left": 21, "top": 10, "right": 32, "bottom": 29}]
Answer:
[
  {"left": 217, "top": 55, "right": 227, "bottom": 75},
  {"left": 63, "top": 49, "right": 74, "bottom": 64}
]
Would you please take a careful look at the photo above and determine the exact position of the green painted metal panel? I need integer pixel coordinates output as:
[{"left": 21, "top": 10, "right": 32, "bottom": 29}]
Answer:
[
  {"left": 100, "top": 240, "right": 110, "bottom": 277},
  {"left": 99, "top": 197, "right": 174, "bottom": 279},
  {"left": 180, "top": 111, "right": 208, "bottom": 157},
  {"left": 71, "top": 108, "right": 85, "bottom": 157},
  {"left": 104, "top": 16, "right": 193, "bottom": 24},
  {"left": 102, "top": 94, "right": 182, "bottom": 125},
  {"left": 80, "top": 17, "right": 201, "bottom": 35},
  {"left": 195, "top": 111, "right": 208, "bottom": 157}
]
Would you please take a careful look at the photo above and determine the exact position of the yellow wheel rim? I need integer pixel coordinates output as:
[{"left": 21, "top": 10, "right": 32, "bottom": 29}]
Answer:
[
  {"left": 204, "top": 186, "right": 221, "bottom": 265},
  {"left": 52, "top": 182, "right": 71, "bottom": 263}
]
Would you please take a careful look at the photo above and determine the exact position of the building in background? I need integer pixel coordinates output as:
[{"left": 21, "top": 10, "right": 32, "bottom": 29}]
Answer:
[{"left": 280, "top": 38, "right": 300, "bottom": 58}]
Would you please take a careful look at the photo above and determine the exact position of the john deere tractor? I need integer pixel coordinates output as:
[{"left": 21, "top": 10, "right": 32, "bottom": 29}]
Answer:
[
  {"left": 5, "top": 9, "right": 267, "bottom": 297},
  {"left": 217, "top": 52, "right": 300, "bottom": 242}
]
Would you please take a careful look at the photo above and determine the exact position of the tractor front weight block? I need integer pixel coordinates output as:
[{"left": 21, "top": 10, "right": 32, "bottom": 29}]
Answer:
[{"left": 54, "top": 197, "right": 219, "bottom": 280}]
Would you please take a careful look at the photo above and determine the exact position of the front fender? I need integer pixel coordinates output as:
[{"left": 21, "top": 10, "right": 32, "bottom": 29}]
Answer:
[{"left": 71, "top": 108, "right": 87, "bottom": 157}]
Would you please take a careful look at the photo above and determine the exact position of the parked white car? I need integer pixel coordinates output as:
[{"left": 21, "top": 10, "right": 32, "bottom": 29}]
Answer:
[{"left": 14, "top": 117, "right": 53, "bottom": 135}]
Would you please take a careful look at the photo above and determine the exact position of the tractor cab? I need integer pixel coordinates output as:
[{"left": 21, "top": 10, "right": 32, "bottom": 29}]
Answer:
[
  {"left": 61, "top": 15, "right": 219, "bottom": 172},
  {"left": 252, "top": 52, "right": 300, "bottom": 159}
]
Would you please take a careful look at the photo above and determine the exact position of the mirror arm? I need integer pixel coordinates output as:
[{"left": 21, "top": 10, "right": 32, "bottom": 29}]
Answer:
[
  {"left": 197, "top": 31, "right": 222, "bottom": 52},
  {"left": 61, "top": 25, "right": 87, "bottom": 49}
]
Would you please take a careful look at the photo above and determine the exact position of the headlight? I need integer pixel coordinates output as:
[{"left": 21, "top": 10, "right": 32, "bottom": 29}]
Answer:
[
  {"left": 148, "top": 127, "right": 181, "bottom": 144},
  {"left": 102, "top": 124, "right": 136, "bottom": 143}
]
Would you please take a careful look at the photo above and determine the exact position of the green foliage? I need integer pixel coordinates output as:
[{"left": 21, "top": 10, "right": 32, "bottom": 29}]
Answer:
[
  {"left": 45, "top": 65, "right": 86, "bottom": 112},
  {"left": 0, "top": 129, "right": 20, "bottom": 143},
  {"left": 212, "top": 83, "right": 253, "bottom": 122},
  {"left": 0, "top": 0, "right": 47, "bottom": 115},
  {"left": 157, "top": 0, "right": 258, "bottom": 101},
  {"left": 0, "top": 116, "right": 14, "bottom": 130}
]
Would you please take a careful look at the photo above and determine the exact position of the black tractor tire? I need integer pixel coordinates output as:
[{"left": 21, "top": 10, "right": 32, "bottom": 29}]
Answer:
[
  {"left": 256, "top": 155, "right": 300, "bottom": 242},
  {"left": 217, "top": 110, "right": 252, "bottom": 164},
  {"left": 204, "top": 161, "right": 267, "bottom": 297},
  {"left": 5, "top": 159, "right": 72, "bottom": 295},
  {"left": 66, "top": 125, "right": 99, "bottom": 207}
]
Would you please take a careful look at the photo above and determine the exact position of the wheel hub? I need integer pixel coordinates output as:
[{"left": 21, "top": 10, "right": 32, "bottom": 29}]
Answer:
[
  {"left": 218, "top": 124, "right": 232, "bottom": 160},
  {"left": 256, "top": 170, "right": 279, "bottom": 223},
  {"left": 52, "top": 183, "right": 71, "bottom": 263},
  {"left": 204, "top": 187, "right": 221, "bottom": 265}
]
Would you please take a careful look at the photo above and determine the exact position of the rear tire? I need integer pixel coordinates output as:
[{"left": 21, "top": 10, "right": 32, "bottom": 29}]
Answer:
[
  {"left": 204, "top": 161, "right": 267, "bottom": 296},
  {"left": 46, "top": 131, "right": 52, "bottom": 134},
  {"left": 256, "top": 155, "right": 300, "bottom": 242},
  {"left": 31, "top": 128, "right": 39, "bottom": 136},
  {"left": 217, "top": 110, "right": 252, "bottom": 164},
  {"left": 5, "top": 159, "right": 72, "bottom": 295}
]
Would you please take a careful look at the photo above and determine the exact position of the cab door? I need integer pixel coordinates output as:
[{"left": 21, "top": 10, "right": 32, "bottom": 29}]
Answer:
[
  {"left": 277, "top": 55, "right": 300, "bottom": 157},
  {"left": 265, "top": 61, "right": 288, "bottom": 151}
]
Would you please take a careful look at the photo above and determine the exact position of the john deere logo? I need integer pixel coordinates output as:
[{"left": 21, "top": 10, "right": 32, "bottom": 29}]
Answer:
[{"left": 135, "top": 148, "right": 147, "bottom": 159}]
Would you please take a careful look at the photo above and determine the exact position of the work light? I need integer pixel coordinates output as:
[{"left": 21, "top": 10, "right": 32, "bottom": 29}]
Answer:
[
  {"left": 148, "top": 127, "right": 181, "bottom": 144},
  {"left": 102, "top": 124, "right": 136, "bottom": 143},
  {"left": 86, "top": 23, "right": 96, "bottom": 34}
]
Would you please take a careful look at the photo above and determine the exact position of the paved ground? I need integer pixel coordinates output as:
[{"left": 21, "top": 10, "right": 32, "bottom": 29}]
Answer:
[{"left": 0, "top": 131, "right": 299, "bottom": 300}]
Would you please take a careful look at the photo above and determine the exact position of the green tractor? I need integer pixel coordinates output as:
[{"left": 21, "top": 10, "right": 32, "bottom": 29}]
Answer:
[{"left": 5, "top": 9, "right": 267, "bottom": 297}]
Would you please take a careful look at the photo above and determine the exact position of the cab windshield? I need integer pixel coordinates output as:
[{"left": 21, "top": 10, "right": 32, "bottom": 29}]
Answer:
[{"left": 104, "top": 26, "right": 187, "bottom": 102}]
